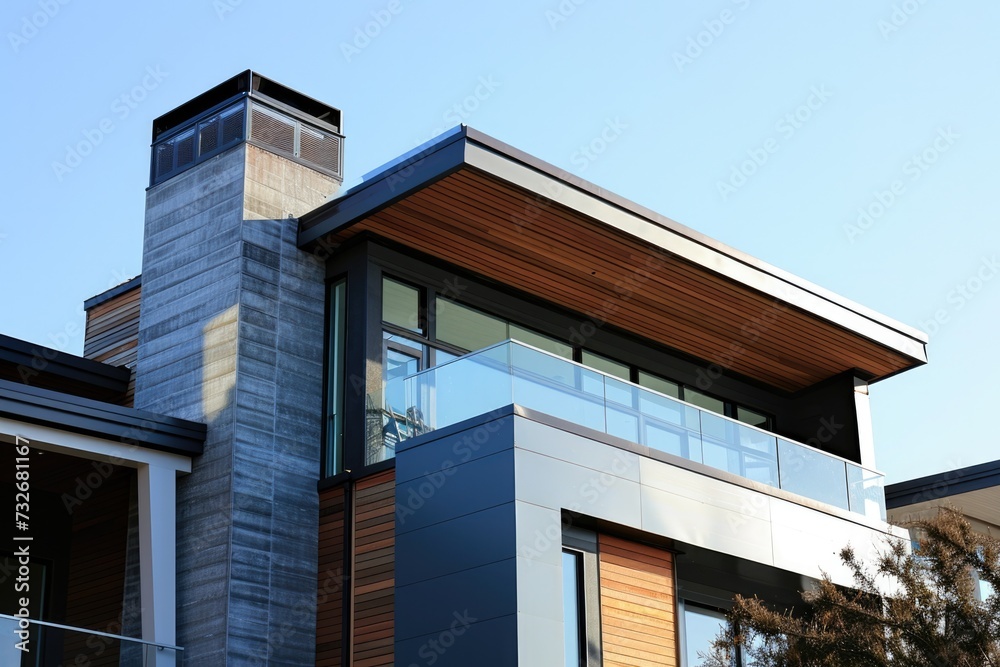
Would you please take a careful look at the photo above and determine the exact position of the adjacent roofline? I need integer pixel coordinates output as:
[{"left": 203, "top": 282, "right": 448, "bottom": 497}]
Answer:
[
  {"left": 0, "top": 379, "right": 205, "bottom": 457},
  {"left": 0, "top": 333, "right": 130, "bottom": 396},
  {"left": 84, "top": 275, "right": 142, "bottom": 311},
  {"left": 885, "top": 459, "right": 1000, "bottom": 509},
  {"left": 299, "top": 126, "right": 928, "bottom": 368}
]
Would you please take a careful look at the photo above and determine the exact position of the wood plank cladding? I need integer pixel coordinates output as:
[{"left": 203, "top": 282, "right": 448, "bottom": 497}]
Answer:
[
  {"left": 599, "top": 534, "right": 677, "bottom": 667},
  {"left": 352, "top": 470, "right": 395, "bottom": 667},
  {"left": 317, "top": 485, "right": 347, "bottom": 667},
  {"left": 316, "top": 168, "right": 918, "bottom": 392},
  {"left": 61, "top": 468, "right": 133, "bottom": 666},
  {"left": 84, "top": 283, "right": 140, "bottom": 406},
  {"left": 317, "top": 469, "right": 395, "bottom": 667}
]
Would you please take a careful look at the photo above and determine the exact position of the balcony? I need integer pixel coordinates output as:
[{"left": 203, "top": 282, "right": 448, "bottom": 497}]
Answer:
[
  {"left": 384, "top": 340, "right": 886, "bottom": 521},
  {"left": 0, "top": 614, "right": 182, "bottom": 666}
]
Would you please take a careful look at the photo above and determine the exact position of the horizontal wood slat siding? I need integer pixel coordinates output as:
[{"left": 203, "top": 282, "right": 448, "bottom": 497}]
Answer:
[
  {"left": 599, "top": 535, "right": 676, "bottom": 667},
  {"left": 83, "top": 285, "right": 140, "bottom": 406},
  {"left": 61, "top": 470, "right": 132, "bottom": 665},
  {"left": 317, "top": 485, "right": 346, "bottom": 667},
  {"left": 352, "top": 470, "right": 395, "bottom": 667},
  {"left": 323, "top": 170, "right": 915, "bottom": 391}
]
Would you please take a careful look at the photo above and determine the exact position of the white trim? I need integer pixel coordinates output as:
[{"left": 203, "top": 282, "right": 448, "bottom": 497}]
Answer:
[
  {"left": 0, "top": 417, "right": 192, "bottom": 472},
  {"left": 139, "top": 464, "right": 178, "bottom": 667}
]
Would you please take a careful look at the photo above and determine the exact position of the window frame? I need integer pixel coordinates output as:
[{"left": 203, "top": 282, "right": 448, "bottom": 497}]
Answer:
[
  {"left": 322, "top": 276, "right": 348, "bottom": 478},
  {"left": 563, "top": 528, "right": 603, "bottom": 667}
]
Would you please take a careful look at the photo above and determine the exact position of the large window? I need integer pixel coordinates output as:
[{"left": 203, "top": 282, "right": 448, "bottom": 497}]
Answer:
[
  {"left": 383, "top": 277, "right": 423, "bottom": 334},
  {"left": 323, "top": 278, "right": 347, "bottom": 478},
  {"left": 562, "top": 550, "right": 584, "bottom": 667},
  {"left": 683, "top": 603, "right": 730, "bottom": 667},
  {"left": 682, "top": 599, "right": 764, "bottom": 667},
  {"left": 370, "top": 273, "right": 775, "bottom": 469},
  {"left": 562, "top": 529, "right": 601, "bottom": 667}
]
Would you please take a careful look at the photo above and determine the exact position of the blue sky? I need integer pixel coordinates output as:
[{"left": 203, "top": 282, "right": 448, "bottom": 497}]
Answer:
[{"left": 2, "top": 0, "right": 997, "bottom": 484}]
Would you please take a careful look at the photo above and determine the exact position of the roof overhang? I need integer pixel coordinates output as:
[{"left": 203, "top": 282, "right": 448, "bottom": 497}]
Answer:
[
  {"left": 0, "top": 379, "right": 205, "bottom": 457},
  {"left": 0, "top": 333, "right": 131, "bottom": 402},
  {"left": 299, "top": 126, "right": 927, "bottom": 393},
  {"left": 886, "top": 460, "right": 1000, "bottom": 531}
]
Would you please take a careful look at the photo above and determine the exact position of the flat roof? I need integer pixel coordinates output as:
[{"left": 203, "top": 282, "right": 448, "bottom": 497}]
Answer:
[
  {"left": 300, "top": 126, "right": 927, "bottom": 392},
  {"left": 0, "top": 333, "right": 130, "bottom": 402},
  {"left": 886, "top": 459, "right": 1000, "bottom": 508},
  {"left": 0, "top": 379, "right": 204, "bottom": 457},
  {"left": 84, "top": 275, "right": 141, "bottom": 311}
]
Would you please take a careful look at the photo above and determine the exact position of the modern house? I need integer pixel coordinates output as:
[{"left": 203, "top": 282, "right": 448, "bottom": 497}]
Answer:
[
  {"left": 886, "top": 460, "right": 1000, "bottom": 603},
  {"left": 2, "top": 71, "right": 929, "bottom": 666}
]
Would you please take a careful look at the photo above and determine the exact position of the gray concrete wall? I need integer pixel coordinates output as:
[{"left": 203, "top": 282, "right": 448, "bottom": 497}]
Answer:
[{"left": 135, "top": 143, "right": 337, "bottom": 664}]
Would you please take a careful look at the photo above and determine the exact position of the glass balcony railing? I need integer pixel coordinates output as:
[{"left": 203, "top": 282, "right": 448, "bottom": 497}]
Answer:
[
  {"left": 385, "top": 340, "right": 887, "bottom": 521},
  {"left": 0, "top": 614, "right": 182, "bottom": 666}
]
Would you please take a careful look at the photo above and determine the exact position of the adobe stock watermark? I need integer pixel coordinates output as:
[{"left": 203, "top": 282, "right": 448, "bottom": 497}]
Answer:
[
  {"left": 52, "top": 66, "right": 169, "bottom": 182},
  {"left": 717, "top": 85, "right": 833, "bottom": 202},
  {"left": 8, "top": 0, "right": 71, "bottom": 53},
  {"left": 518, "top": 451, "right": 635, "bottom": 563},
  {"left": 406, "top": 610, "right": 477, "bottom": 667},
  {"left": 915, "top": 255, "right": 999, "bottom": 343},
  {"left": 694, "top": 295, "right": 790, "bottom": 392},
  {"left": 673, "top": 0, "right": 753, "bottom": 72},
  {"left": 247, "top": 567, "right": 346, "bottom": 666},
  {"left": 728, "top": 415, "right": 845, "bottom": 534},
  {"left": 562, "top": 253, "right": 667, "bottom": 350},
  {"left": 11, "top": 436, "right": 31, "bottom": 655},
  {"left": 421, "top": 75, "right": 502, "bottom": 140},
  {"left": 381, "top": 76, "right": 501, "bottom": 195},
  {"left": 396, "top": 411, "right": 504, "bottom": 526},
  {"left": 16, "top": 319, "right": 84, "bottom": 385},
  {"left": 570, "top": 118, "right": 628, "bottom": 173},
  {"left": 545, "top": 0, "right": 587, "bottom": 31},
  {"left": 340, "top": 0, "right": 403, "bottom": 62},
  {"left": 213, "top": 0, "right": 245, "bottom": 21},
  {"left": 878, "top": 0, "right": 931, "bottom": 39},
  {"left": 843, "top": 126, "right": 958, "bottom": 243}
]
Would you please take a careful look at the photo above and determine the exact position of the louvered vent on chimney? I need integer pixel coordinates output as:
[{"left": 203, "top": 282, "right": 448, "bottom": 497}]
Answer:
[{"left": 149, "top": 70, "right": 343, "bottom": 187}]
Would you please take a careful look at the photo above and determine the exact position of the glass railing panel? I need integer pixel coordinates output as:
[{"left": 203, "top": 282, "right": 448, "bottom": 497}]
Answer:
[
  {"left": 778, "top": 439, "right": 849, "bottom": 511},
  {"left": 635, "top": 385, "right": 703, "bottom": 462},
  {"left": 847, "top": 463, "right": 887, "bottom": 520},
  {"left": 605, "top": 377, "right": 639, "bottom": 443},
  {"left": 406, "top": 343, "right": 512, "bottom": 432},
  {"left": 699, "top": 412, "right": 778, "bottom": 486},
  {"left": 511, "top": 343, "right": 606, "bottom": 432},
  {"left": 388, "top": 340, "right": 885, "bottom": 520},
  {"left": 0, "top": 615, "right": 180, "bottom": 667}
]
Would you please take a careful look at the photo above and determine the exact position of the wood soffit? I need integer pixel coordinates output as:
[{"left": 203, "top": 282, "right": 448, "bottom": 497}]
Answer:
[{"left": 299, "top": 129, "right": 927, "bottom": 393}]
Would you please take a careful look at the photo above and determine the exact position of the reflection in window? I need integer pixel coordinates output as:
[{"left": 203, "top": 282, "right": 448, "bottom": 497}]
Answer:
[
  {"left": 980, "top": 578, "right": 995, "bottom": 601},
  {"left": 510, "top": 324, "right": 573, "bottom": 359},
  {"left": 324, "top": 279, "right": 347, "bottom": 477},
  {"left": 379, "top": 346, "right": 421, "bottom": 464},
  {"left": 736, "top": 406, "right": 770, "bottom": 429},
  {"left": 562, "top": 550, "right": 584, "bottom": 667},
  {"left": 581, "top": 350, "right": 630, "bottom": 382},
  {"left": 437, "top": 298, "right": 507, "bottom": 351},
  {"left": 638, "top": 370, "right": 681, "bottom": 399},
  {"left": 683, "top": 388, "right": 726, "bottom": 417},
  {"left": 383, "top": 277, "right": 423, "bottom": 333},
  {"left": 684, "top": 604, "right": 729, "bottom": 667}
]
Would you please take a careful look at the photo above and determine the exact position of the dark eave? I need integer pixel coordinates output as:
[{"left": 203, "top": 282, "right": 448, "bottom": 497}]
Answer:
[
  {"left": 0, "top": 333, "right": 130, "bottom": 402},
  {"left": 886, "top": 459, "right": 1000, "bottom": 509},
  {"left": 299, "top": 126, "right": 928, "bottom": 392},
  {"left": 0, "top": 379, "right": 205, "bottom": 457}
]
